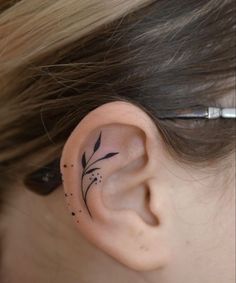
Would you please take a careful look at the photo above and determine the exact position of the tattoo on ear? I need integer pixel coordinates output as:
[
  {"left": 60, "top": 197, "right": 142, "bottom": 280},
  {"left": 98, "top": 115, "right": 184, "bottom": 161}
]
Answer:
[{"left": 81, "top": 131, "right": 119, "bottom": 218}]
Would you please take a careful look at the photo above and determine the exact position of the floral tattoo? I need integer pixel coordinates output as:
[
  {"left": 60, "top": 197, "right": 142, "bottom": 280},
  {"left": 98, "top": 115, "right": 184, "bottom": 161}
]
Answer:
[{"left": 81, "top": 131, "right": 119, "bottom": 218}]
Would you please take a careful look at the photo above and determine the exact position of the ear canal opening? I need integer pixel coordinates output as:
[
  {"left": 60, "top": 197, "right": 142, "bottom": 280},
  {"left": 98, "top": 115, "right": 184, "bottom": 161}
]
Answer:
[{"left": 144, "top": 185, "right": 159, "bottom": 226}]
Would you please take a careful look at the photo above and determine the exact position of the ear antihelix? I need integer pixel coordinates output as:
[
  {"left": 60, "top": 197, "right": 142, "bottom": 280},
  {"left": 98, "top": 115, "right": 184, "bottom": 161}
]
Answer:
[{"left": 80, "top": 131, "right": 119, "bottom": 218}]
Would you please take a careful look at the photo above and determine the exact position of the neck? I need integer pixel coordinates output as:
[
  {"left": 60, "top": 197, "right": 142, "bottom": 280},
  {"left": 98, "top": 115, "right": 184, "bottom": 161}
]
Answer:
[{"left": 1, "top": 186, "right": 155, "bottom": 283}]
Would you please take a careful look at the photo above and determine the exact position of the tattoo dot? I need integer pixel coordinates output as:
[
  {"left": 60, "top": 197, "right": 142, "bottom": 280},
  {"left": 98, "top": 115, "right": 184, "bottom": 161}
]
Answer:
[
  {"left": 71, "top": 212, "right": 75, "bottom": 216},
  {"left": 70, "top": 193, "right": 73, "bottom": 196},
  {"left": 65, "top": 193, "right": 68, "bottom": 197},
  {"left": 63, "top": 164, "right": 67, "bottom": 168}
]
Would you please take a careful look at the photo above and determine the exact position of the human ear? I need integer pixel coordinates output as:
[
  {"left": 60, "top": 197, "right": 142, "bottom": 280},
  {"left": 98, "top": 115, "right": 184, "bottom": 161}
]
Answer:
[{"left": 60, "top": 101, "right": 171, "bottom": 271}]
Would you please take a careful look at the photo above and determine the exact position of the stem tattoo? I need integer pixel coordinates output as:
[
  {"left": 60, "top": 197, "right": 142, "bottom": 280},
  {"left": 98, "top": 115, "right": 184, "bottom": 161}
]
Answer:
[{"left": 81, "top": 131, "right": 119, "bottom": 218}]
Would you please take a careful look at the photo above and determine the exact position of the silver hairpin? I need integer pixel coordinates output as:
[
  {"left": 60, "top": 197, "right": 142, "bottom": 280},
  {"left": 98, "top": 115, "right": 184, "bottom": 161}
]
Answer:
[
  {"left": 157, "top": 107, "right": 236, "bottom": 119},
  {"left": 207, "top": 107, "right": 236, "bottom": 119}
]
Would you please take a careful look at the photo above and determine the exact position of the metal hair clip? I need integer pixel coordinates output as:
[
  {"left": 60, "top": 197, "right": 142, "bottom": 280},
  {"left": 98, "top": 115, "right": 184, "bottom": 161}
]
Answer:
[
  {"left": 157, "top": 107, "right": 236, "bottom": 119},
  {"left": 23, "top": 106, "right": 236, "bottom": 195}
]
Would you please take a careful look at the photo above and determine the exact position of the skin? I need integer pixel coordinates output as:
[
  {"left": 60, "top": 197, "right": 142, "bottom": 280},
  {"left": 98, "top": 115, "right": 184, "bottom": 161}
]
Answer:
[{"left": 1, "top": 102, "right": 235, "bottom": 283}]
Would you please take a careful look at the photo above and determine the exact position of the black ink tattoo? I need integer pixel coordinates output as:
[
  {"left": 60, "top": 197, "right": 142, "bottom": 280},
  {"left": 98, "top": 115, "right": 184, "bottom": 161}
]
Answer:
[{"left": 81, "top": 131, "right": 119, "bottom": 217}]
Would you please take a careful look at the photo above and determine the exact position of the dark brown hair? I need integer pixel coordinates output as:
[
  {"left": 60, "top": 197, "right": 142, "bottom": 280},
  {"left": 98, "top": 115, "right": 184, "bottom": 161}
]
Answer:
[{"left": 0, "top": 0, "right": 235, "bottom": 190}]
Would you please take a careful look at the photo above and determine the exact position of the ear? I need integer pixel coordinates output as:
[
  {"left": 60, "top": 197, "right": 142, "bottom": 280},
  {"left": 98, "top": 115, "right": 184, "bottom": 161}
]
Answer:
[{"left": 60, "top": 101, "right": 171, "bottom": 271}]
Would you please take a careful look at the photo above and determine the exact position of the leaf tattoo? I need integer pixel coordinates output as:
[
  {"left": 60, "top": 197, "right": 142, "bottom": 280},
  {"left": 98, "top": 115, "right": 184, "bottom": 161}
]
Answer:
[
  {"left": 80, "top": 131, "right": 119, "bottom": 218},
  {"left": 81, "top": 152, "right": 87, "bottom": 169},
  {"left": 93, "top": 131, "right": 102, "bottom": 153},
  {"left": 98, "top": 152, "right": 119, "bottom": 161},
  {"left": 85, "top": 168, "right": 100, "bottom": 175}
]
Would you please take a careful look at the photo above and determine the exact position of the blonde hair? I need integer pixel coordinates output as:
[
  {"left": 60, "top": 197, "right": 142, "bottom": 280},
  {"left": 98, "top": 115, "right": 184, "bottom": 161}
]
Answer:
[
  {"left": 0, "top": 0, "right": 152, "bottom": 183},
  {"left": 0, "top": 0, "right": 235, "bottom": 189}
]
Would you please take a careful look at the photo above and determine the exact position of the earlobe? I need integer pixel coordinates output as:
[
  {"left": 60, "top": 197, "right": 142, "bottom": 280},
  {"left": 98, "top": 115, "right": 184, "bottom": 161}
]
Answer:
[{"left": 60, "top": 101, "right": 171, "bottom": 271}]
